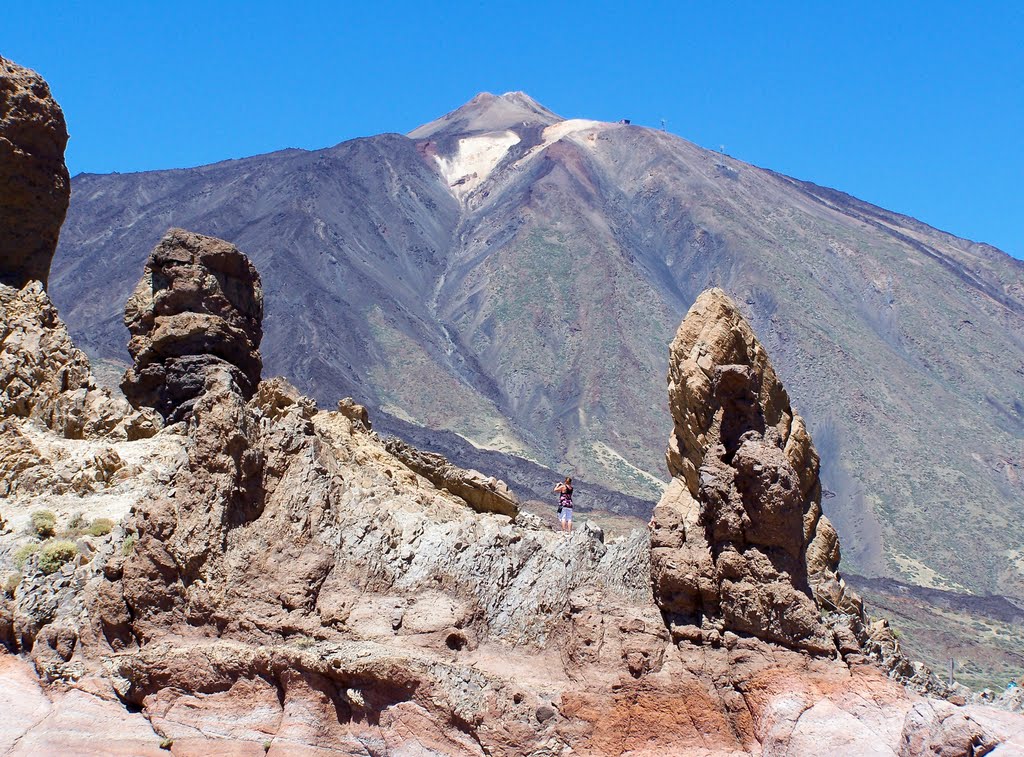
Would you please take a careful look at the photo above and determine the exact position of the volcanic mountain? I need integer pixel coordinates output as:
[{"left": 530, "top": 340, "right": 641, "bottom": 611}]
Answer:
[{"left": 52, "top": 92, "right": 1024, "bottom": 604}]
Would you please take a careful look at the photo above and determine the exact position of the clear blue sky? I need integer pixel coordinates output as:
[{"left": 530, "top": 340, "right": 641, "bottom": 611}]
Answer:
[{"left": 4, "top": 1, "right": 1022, "bottom": 257}]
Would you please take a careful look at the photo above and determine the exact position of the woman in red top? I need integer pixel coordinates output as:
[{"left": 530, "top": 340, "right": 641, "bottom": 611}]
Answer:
[{"left": 553, "top": 476, "right": 574, "bottom": 533}]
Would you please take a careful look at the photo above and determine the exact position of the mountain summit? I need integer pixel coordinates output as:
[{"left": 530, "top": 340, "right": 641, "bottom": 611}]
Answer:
[
  {"left": 51, "top": 91, "right": 1024, "bottom": 616},
  {"left": 408, "top": 91, "right": 563, "bottom": 139}
]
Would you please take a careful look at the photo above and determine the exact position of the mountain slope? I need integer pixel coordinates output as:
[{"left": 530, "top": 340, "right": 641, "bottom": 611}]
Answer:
[{"left": 51, "top": 92, "right": 1024, "bottom": 600}]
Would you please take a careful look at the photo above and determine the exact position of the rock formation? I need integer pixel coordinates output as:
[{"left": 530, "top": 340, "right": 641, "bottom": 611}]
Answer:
[
  {"left": 0, "top": 282, "right": 153, "bottom": 441},
  {"left": 651, "top": 289, "right": 861, "bottom": 654},
  {"left": 121, "top": 228, "right": 263, "bottom": 423},
  {"left": 0, "top": 56, "right": 152, "bottom": 445},
  {"left": 3, "top": 245, "right": 1024, "bottom": 753},
  {"left": 384, "top": 435, "right": 520, "bottom": 517},
  {"left": 0, "top": 57, "right": 69, "bottom": 288}
]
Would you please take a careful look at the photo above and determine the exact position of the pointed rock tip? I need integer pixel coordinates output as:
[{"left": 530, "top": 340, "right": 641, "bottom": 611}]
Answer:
[{"left": 683, "top": 287, "right": 746, "bottom": 325}]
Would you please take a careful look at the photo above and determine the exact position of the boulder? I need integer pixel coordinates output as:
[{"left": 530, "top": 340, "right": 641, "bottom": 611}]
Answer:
[
  {"left": 650, "top": 288, "right": 862, "bottom": 653},
  {"left": 0, "top": 56, "right": 69, "bottom": 288},
  {"left": 121, "top": 228, "right": 263, "bottom": 422}
]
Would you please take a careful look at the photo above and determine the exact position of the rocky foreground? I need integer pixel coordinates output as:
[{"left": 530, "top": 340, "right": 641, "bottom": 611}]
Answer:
[{"left": 1, "top": 56, "right": 1023, "bottom": 755}]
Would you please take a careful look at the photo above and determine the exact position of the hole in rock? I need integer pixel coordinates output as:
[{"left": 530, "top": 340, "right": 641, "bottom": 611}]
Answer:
[{"left": 446, "top": 632, "right": 467, "bottom": 651}]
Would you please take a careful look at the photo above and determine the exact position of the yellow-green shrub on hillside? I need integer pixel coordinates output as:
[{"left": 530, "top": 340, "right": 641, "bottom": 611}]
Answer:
[
  {"left": 38, "top": 540, "right": 79, "bottom": 575},
  {"left": 30, "top": 509, "right": 57, "bottom": 538}
]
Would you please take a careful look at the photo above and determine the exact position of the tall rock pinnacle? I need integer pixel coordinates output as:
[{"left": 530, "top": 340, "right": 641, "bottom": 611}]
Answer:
[
  {"left": 0, "top": 56, "right": 70, "bottom": 288},
  {"left": 650, "top": 288, "right": 861, "bottom": 653},
  {"left": 121, "top": 228, "right": 264, "bottom": 422}
]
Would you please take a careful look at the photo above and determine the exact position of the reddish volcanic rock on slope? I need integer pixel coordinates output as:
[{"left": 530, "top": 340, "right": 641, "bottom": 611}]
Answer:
[
  {"left": 0, "top": 56, "right": 69, "bottom": 288},
  {"left": 651, "top": 289, "right": 861, "bottom": 654},
  {"left": 121, "top": 228, "right": 264, "bottom": 423}
]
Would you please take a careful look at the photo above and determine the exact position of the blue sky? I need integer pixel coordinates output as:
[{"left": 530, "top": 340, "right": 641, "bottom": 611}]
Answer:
[{"left": 4, "top": 1, "right": 1022, "bottom": 258}]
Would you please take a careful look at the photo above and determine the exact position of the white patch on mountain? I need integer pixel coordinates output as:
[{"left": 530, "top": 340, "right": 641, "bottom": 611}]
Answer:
[
  {"left": 512, "top": 119, "right": 611, "bottom": 170},
  {"left": 434, "top": 130, "right": 521, "bottom": 201}
]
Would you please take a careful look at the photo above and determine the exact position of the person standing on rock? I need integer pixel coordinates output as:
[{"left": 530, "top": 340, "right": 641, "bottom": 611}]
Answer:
[{"left": 554, "top": 477, "right": 574, "bottom": 533}]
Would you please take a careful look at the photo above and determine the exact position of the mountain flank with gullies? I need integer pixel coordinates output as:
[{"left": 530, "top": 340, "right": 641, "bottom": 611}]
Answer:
[
  {"left": 3, "top": 56, "right": 1023, "bottom": 753},
  {"left": 51, "top": 90, "right": 1024, "bottom": 617}
]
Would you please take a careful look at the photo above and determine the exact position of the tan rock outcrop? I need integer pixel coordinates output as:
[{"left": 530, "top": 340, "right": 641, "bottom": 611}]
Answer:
[
  {"left": 121, "top": 228, "right": 263, "bottom": 423},
  {"left": 0, "top": 282, "right": 153, "bottom": 440},
  {"left": 651, "top": 288, "right": 861, "bottom": 653},
  {"left": 384, "top": 435, "right": 519, "bottom": 517},
  {"left": 0, "top": 57, "right": 69, "bottom": 288}
]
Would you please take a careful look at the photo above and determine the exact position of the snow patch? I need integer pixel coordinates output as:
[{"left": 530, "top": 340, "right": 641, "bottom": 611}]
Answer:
[{"left": 435, "top": 131, "right": 520, "bottom": 201}]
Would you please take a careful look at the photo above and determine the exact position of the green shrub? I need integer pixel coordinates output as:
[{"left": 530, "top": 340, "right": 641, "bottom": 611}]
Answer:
[
  {"left": 30, "top": 510, "right": 57, "bottom": 538},
  {"left": 159, "top": 737, "right": 174, "bottom": 750},
  {"left": 13, "top": 542, "right": 39, "bottom": 569},
  {"left": 66, "top": 512, "right": 87, "bottom": 531},
  {"left": 122, "top": 534, "right": 137, "bottom": 556},
  {"left": 38, "top": 540, "right": 79, "bottom": 575},
  {"left": 87, "top": 518, "right": 115, "bottom": 537},
  {"left": 2, "top": 573, "right": 20, "bottom": 596}
]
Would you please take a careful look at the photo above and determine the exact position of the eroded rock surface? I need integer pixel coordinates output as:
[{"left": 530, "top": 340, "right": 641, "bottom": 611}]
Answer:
[
  {"left": 384, "top": 434, "right": 519, "bottom": 517},
  {"left": 651, "top": 289, "right": 861, "bottom": 654},
  {"left": 0, "top": 282, "right": 154, "bottom": 440},
  {"left": 121, "top": 228, "right": 263, "bottom": 423},
  {"left": 0, "top": 57, "right": 69, "bottom": 289}
]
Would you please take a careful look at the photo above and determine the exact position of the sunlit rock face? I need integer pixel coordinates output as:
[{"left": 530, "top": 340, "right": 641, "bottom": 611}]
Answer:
[
  {"left": 121, "top": 228, "right": 264, "bottom": 423},
  {"left": 651, "top": 288, "right": 861, "bottom": 654}
]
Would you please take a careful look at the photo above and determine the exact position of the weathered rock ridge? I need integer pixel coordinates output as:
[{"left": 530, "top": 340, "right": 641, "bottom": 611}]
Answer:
[
  {"left": 0, "top": 57, "right": 69, "bottom": 288},
  {"left": 384, "top": 434, "right": 520, "bottom": 517},
  {"left": 121, "top": 228, "right": 264, "bottom": 422},
  {"left": 4, "top": 254, "right": 1022, "bottom": 752},
  {"left": 651, "top": 289, "right": 861, "bottom": 654}
]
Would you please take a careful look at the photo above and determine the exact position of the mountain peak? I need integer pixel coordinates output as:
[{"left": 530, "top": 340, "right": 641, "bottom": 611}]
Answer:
[{"left": 409, "top": 91, "right": 563, "bottom": 140}]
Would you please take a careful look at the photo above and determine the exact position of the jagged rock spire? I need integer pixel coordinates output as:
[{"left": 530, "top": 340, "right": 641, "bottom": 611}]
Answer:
[
  {"left": 121, "top": 229, "right": 263, "bottom": 422},
  {"left": 650, "top": 288, "right": 861, "bottom": 653}
]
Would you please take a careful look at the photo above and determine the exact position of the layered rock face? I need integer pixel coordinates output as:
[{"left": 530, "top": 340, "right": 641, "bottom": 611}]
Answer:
[
  {"left": 121, "top": 228, "right": 263, "bottom": 422},
  {"left": 0, "top": 57, "right": 69, "bottom": 288},
  {"left": 651, "top": 289, "right": 861, "bottom": 653}
]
